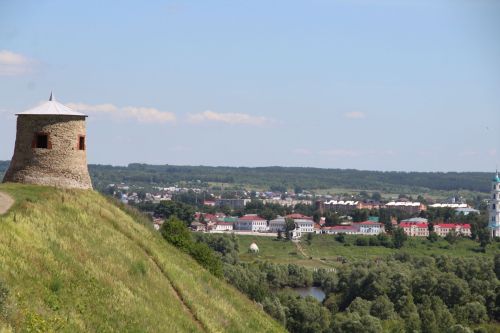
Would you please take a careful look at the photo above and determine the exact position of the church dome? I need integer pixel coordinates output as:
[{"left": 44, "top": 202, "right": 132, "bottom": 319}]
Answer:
[{"left": 493, "top": 173, "right": 500, "bottom": 183}]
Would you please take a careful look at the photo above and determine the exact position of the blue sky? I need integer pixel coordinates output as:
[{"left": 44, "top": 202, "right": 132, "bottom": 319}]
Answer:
[{"left": 0, "top": 0, "right": 499, "bottom": 171}]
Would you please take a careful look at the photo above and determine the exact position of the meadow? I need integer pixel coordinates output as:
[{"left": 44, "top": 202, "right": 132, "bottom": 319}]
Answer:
[{"left": 236, "top": 234, "right": 500, "bottom": 269}]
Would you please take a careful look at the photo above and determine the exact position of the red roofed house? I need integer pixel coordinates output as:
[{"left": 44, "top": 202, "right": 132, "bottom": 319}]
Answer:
[
  {"left": 195, "top": 213, "right": 218, "bottom": 223},
  {"left": 400, "top": 222, "right": 429, "bottom": 237},
  {"left": 434, "top": 223, "right": 471, "bottom": 237},
  {"left": 235, "top": 214, "right": 268, "bottom": 232},
  {"left": 285, "top": 214, "right": 314, "bottom": 238}
]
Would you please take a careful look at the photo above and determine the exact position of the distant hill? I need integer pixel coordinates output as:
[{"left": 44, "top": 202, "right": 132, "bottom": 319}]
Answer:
[
  {"left": 0, "top": 184, "right": 284, "bottom": 332},
  {"left": 0, "top": 161, "right": 492, "bottom": 193}
]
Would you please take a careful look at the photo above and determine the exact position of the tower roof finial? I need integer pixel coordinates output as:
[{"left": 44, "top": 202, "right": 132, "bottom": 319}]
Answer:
[{"left": 49, "top": 91, "right": 54, "bottom": 101}]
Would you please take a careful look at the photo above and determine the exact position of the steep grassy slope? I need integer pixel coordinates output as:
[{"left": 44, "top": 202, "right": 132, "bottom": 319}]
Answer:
[{"left": 0, "top": 184, "right": 285, "bottom": 333}]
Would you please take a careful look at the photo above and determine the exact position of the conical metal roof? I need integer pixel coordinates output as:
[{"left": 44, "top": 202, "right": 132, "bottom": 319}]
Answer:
[{"left": 16, "top": 93, "right": 87, "bottom": 117}]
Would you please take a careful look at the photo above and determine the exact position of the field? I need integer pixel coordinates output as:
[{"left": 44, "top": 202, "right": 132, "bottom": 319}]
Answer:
[
  {"left": 236, "top": 234, "right": 500, "bottom": 269},
  {"left": 0, "top": 184, "right": 284, "bottom": 333},
  {"left": 312, "top": 186, "right": 485, "bottom": 201}
]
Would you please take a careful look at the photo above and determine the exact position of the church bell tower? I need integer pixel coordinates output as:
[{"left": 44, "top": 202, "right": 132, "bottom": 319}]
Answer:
[{"left": 489, "top": 171, "right": 500, "bottom": 237}]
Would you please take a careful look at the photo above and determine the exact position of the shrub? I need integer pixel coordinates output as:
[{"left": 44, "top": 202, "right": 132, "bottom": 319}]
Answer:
[
  {"left": 335, "top": 233, "right": 346, "bottom": 243},
  {"left": 428, "top": 231, "right": 439, "bottom": 243},
  {"left": 392, "top": 227, "right": 407, "bottom": 249},
  {"left": 189, "top": 242, "right": 223, "bottom": 277},
  {"left": 355, "top": 237, "right": 369, "bottom": 246},
  {"left": 160, "top": 217, "right": 192, "bottom": 251},
  {"left": 160, "top": 216, "right": 223, "bottom": 277},
  {"left": 368, "top": 237, "right": 380, "bottom": 246}
]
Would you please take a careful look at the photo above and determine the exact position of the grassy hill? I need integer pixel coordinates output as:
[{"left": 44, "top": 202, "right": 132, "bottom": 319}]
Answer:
[{"left": 0, "top": 184, "right": 285, "bottom": 333}]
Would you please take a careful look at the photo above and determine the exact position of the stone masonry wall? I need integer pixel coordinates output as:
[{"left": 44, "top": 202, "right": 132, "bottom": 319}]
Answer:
[{"left": 3, "top": 115, "right": 93, "bottom": 189}]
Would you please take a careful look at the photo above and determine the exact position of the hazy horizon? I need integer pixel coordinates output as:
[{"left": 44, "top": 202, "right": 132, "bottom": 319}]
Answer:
[
  {"left": 1, "top": 0, "right": 499, "bottom": 172},
  {"left": 2, "top": 158, "right": 495, "bottom": 174}
]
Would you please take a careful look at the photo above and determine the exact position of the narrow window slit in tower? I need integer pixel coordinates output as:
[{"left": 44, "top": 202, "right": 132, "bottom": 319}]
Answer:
[
  {"left": 78, "top": 136, "right": 86, "bottom": 151},
  {"left": 35, "top": 133, "right": 49, "bottom": 149}
]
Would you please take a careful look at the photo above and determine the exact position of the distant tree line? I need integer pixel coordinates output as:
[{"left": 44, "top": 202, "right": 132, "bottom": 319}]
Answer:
[
  {"left": 1, "top": 161, "right": 494, "bottom": 193},
  {"left": 64, "top": 163, "right": 495, "bottom": 193}
]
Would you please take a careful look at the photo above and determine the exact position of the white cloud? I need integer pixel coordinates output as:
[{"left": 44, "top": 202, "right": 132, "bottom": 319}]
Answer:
[
  {"left": 188, "top": 110, "right": 271, "bottom": 126},
  {"left": 0, "top": 50, "right": 34, "bottom": 76},
  {"left": 122, "top": 106, "right": 176, "bottom": 123},
  {"left": 66, "top": 102, "right": 176, "bottom": 123},
  {"left": 344, "top": 111, "right": 365, "bottom": 119}
]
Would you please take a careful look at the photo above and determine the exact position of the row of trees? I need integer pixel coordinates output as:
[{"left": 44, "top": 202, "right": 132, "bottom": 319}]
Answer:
[{"left": 86, "top": 163, "right": 495, "bottom": 193}]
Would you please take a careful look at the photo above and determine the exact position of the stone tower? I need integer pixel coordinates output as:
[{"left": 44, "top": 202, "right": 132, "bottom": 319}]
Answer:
[
  {"left": 2, "top": 93, "right": 93, "bottom": 189},
  {"left": 489, "top": 171, "right": 500, "bottom": 237}
]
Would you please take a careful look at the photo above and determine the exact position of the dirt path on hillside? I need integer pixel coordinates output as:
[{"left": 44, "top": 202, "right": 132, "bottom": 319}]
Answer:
[
  {"left": 294, "top": 241, "right": 309, "bottom": 258},
  {"left": 0, "top": 192, "right": 14, "bottom": 215},
  {"left": 294, "top": 241, "right": 337, "bottom": 269},
  {"left": 107, "top": 217, "right": 207, "bottom": 332}
]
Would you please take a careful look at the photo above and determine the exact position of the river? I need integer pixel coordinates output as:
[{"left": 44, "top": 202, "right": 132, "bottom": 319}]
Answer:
[{"left": 291, "top": 286, "right": 326, "bottom": 302}]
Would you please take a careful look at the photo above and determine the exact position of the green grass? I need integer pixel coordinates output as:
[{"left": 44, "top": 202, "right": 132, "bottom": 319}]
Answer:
[
  {"left": 235, "top": 234, "right": 500, "bottom": 268},
  {"left": 0, "top": 184, "right": 285, "bottom": 333},
  {"left": 238, "top": 235, "right": 305, "bottom": 263}
]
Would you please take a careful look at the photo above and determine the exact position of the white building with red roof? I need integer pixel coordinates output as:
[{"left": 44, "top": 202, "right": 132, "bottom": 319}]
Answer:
[
  {"left": 286, "top": 214, "right": 314, "bottom": 238},
  {"left": 269, "top": 214, "right": 315, "bottom": 238},
  {"left": 400, "top": 222, "right": 429, "bottom": 237},
  {"left": 434, "top": 223, "right": 471, "bottom": 237},
  {"left": 235, "top": 214, "right": 268, "bottom": 232}
]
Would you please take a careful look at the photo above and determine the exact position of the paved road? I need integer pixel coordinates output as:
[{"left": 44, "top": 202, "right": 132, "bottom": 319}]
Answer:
[{"left": 0, "top": 192, "right": 14, "bottom": 214}]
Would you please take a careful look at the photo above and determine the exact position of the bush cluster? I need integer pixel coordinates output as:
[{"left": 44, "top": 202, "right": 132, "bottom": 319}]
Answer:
[{"left": 159, "top": 217, "right": 223, "bottom": 277}]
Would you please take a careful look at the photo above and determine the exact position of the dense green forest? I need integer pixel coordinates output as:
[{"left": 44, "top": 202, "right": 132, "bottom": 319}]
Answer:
[{"left": 0, "top": 161, "right": 493, "bottom": 193}]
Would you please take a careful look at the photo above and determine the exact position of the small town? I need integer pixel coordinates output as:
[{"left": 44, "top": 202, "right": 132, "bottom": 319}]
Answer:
[{"left": 107, "top": 172, "right": 500, "bottom": 242}]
